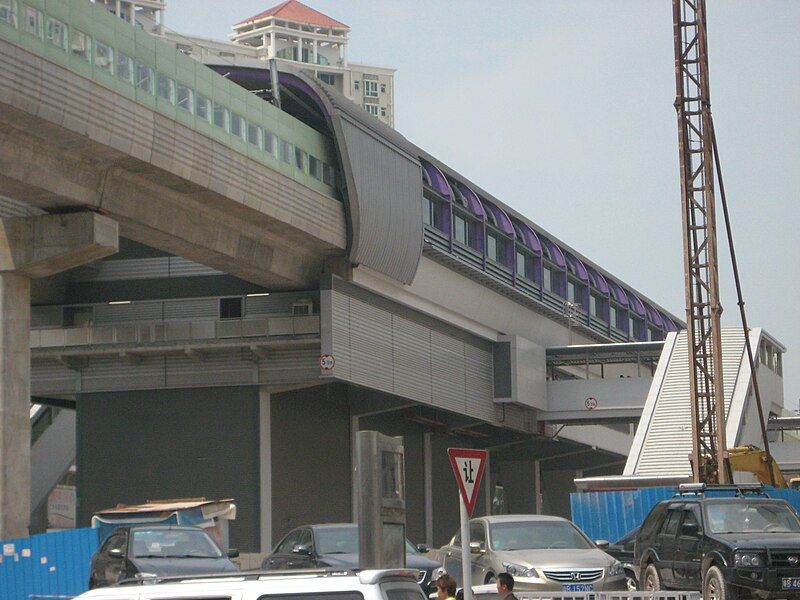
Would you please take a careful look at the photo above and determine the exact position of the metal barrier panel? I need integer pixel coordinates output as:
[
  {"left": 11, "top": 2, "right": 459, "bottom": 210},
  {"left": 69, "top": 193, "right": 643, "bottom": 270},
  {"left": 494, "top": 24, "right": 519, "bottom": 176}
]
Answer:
[
  {"left": 0, "top": 528, "right": 100, "bottom": 600},
  {"left": 512, "top": 594, "right": 701, "bottom": 600},
  {"left": 762, "top": 487, "right": 800, "bottom": 514},
  {"left": 571, "top": 486, "right": 800, "bottom": 543},
  {"left": 570, "top": 487, "right": 675, "bottom": 543}
]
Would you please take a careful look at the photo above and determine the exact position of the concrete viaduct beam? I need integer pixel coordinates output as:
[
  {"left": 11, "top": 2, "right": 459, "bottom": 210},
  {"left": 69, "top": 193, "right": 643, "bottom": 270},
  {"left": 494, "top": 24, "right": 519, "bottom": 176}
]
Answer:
[
  {"left": 0, "top": 118, "right": 342, "bottom": 289},
  {"left": 0, "top": 212, "right": 118, "bottom": 539}
]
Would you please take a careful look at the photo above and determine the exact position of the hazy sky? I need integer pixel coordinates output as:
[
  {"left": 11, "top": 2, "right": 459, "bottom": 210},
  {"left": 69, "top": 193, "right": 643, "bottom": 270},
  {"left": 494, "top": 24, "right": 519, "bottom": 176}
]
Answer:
[{"left": 167, "top": 1, "right": 800, "bottom": 411}]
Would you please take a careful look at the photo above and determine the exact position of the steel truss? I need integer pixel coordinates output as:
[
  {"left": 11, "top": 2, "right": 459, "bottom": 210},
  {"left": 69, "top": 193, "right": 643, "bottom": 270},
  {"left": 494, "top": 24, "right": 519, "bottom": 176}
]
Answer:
[{"left": 672, "top": 0, "right": 729, "bottom": 483}]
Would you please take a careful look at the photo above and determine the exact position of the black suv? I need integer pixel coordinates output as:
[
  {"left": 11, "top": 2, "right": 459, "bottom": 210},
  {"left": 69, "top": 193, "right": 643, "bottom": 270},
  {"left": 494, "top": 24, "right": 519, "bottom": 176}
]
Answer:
[{"left": 634, "top": 484, "right": 800, "bottom": 600}]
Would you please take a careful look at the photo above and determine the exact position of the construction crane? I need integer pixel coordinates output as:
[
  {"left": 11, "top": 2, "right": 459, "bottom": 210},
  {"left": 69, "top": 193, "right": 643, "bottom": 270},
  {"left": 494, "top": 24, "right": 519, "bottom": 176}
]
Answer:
[
  {"left": 672, "top": 0, "right": 776, "bottom": 485},
  {"left": 672, "top": 0, "right": 730, "bottom": 484}
]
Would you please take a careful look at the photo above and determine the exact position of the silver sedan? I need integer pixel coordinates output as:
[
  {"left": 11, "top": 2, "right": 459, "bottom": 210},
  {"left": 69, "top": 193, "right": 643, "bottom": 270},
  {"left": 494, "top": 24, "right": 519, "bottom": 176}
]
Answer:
[{"left": 439, "top": 515, "right": 626, "bottom": 592}]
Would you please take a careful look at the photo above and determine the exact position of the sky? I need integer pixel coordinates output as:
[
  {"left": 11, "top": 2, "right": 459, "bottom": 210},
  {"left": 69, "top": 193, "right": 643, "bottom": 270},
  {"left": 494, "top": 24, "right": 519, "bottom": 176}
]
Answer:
[{"left": 166, "top": 1, "right": 800, "bottom": 411}]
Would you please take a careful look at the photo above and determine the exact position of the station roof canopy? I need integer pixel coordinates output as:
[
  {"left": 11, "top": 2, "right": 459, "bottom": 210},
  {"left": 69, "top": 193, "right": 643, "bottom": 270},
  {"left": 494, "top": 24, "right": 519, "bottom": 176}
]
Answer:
[{"left": 235, "top": 0, "right": 349, "bottom": 29}]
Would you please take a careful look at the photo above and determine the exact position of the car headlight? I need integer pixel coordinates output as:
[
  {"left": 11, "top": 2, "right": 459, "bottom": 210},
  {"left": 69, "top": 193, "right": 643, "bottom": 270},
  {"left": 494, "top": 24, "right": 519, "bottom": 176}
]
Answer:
[
  {"left": 608, "top": 561, "right": 624, "bottom": 576},
  {"left": 502, "top": 562, "right": 538, "bottom": 578},
  {"left": 734, "top": 553, "right": 764, "bottom": 568}
]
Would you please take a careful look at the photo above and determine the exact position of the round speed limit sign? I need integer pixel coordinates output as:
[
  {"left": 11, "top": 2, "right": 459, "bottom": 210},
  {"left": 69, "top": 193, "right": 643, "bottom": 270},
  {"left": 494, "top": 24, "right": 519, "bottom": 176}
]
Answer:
[
  {"left": 585, "top": 396, "right": 598, "bottom": 410},
  {"left": 319, "top": 354, "right": 336, "bottom": 371}
]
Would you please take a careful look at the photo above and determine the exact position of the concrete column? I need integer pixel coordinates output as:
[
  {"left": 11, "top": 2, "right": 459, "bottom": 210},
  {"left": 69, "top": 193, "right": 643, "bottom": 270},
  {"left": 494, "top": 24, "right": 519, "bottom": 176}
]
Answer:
[
  {"left": 0, "top": 212, "right": 117, "bottom": 539},
  {"left": 296, "top": 36, "right": 303, "bottom": 62},
  {"left": 115, "top": 0, "right": 121, "bottom": 18},
  {"left": 269, "top": 31, "right": 276, "bottom": 58},
  {"left": 350, "top": 415, "right": 360, "bottom": 522},
  {"left": 259, "top": 387, "right": 271, "bottom": 553},
  {"left": 423, "top": 432, "right": 433, "bottom": 546},
  {"left": 312, "top": 39, "right": 318, "bottom": 65},
  {"left": 342, "top": 39, "right": 348, "bottom": 66},
  {"left": 0, "top": 272, "right": 31, "bottom": 539}
]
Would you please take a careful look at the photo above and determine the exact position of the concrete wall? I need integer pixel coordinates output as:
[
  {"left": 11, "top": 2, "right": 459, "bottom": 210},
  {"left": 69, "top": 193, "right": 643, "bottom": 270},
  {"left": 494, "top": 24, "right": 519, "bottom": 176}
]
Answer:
[
  {"left": 540, "top": 468, "right": 578, "bottom": 519},
  {"left": 76, "top": 386, "right": 261, "bottom": 551},
  {"left": 269, "top": 385, "right": 352, "bottom": 544},
  {"left": 492, "top": 460, "right": 536, "bottom": 515}
]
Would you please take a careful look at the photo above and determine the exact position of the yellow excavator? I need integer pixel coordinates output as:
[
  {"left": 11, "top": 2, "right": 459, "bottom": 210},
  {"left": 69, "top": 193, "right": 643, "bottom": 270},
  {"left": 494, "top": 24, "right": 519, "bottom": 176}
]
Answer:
[{"left": 728, "top": 445, "right": 794, "bottom": 488}]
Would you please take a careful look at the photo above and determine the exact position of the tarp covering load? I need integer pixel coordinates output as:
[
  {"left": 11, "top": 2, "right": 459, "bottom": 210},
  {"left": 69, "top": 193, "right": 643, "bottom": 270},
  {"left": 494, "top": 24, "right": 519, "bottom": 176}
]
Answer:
[{"left": 91, "top": 497, "right": 236, "bottom": 551}]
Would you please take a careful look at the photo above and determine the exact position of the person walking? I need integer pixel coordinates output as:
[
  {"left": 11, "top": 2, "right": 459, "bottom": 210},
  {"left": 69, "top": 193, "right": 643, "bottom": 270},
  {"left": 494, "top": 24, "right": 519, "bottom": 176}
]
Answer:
[
  {"left": 496, "top": 573, "right": 518, "bottom": 600},
  {"left": 435, "top": 574, "right": 457, "bottom": 600}
]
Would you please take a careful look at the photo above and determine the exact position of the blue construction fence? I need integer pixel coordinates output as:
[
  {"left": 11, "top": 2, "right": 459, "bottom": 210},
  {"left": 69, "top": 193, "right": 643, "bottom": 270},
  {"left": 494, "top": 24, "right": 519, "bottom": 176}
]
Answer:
[
  {"left": 570, "top": 486, "right": 800, "bottom": 544},
  {"left": 0, "top": 527, "right": 100, "bottom": 600}
]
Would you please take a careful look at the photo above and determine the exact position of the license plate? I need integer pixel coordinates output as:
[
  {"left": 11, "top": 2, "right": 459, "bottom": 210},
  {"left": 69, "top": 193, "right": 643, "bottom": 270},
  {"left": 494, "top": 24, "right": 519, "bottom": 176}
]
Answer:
[
  {"left": 782, "top": 577, "right": 800, "bottom": 590},
  {"left": 562, "top": 584, "right": 594, "bottom": 592}
]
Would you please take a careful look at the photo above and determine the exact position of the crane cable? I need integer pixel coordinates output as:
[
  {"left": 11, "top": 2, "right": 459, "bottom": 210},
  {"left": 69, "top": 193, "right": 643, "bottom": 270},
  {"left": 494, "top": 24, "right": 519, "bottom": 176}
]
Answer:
[{"left": 708, "top": 120, "right": 777, "bottom": 487}]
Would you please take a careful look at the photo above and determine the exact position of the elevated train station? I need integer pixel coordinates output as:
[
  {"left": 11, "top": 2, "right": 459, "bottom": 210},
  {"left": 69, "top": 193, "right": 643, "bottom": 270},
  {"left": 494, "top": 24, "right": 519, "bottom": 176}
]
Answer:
[{"left": 0, "top": 0, "right": 792, "bottom": 566}]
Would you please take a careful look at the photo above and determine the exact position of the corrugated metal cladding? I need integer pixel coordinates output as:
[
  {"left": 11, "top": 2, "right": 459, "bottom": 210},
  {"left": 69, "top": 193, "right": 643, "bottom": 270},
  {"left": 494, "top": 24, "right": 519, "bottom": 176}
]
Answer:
[
  {"left": 570, "top": 487, "right": 675, "bottom": 543},
  {"left": 70, "top": 257, "right": 223, "bottom": 282},
  {"left": 245, "top": 291, "right": 320, "bottom": 316},
  {"left": 571, "top": 487, "right": 800, "bottom": 544},
  {"left": 323, "top": 283, "right": 495, "bottom": 421},
  {"left": 632, "top": 329, "right": 746, "bottom": 477},
  {"left": 297, "top": 70, "right": 423, "bottom": 285},
  {"left": 31, "top": 347, "right": 321, "bottom": 395},
  {"left": 0, "top": 195, "right": 44, "bottom": 217},
  {"left": 0, "top": 527, "right": 100, "bottom": 599},
  {"left": 338, "top": 117, "right": 423, "bottom": 284}
]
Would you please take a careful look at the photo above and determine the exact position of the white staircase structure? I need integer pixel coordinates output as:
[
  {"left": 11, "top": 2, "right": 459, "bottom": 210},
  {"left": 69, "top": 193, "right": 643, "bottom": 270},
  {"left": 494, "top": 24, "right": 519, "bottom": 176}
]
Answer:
[{"left": 624, "top": 327, "right": 787, "bottom": 478}]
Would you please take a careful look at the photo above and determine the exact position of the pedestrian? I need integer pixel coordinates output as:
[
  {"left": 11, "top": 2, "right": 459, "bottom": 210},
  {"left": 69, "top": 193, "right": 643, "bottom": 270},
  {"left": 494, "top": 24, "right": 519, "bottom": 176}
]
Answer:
[
  {"left": 435, "top": 574, "right": 457, "bottom": 600},
  {"left": 496, "top": 573, "right": 518, "bottom": 600}
]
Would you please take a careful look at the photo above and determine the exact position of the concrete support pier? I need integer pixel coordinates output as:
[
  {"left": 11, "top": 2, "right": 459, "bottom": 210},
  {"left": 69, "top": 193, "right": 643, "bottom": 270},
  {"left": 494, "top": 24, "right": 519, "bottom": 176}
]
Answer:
[{"left": 0, "top": 212, "right": 118, "bottom": 539}]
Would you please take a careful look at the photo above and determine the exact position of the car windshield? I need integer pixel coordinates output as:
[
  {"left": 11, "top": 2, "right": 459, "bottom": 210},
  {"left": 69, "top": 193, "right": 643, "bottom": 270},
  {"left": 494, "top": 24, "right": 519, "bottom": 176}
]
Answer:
[
  {"left": 315, "top": 526, "right": 418, "bottom": 555},
  {"left": 490, "top": 521, "right": 595, "bottom": 551},
  {"left": 706, "top": 502, "right": 800, "bottom": 534},
  {"left": 131, "top": 528, "right": 223, "bottom": 558}
]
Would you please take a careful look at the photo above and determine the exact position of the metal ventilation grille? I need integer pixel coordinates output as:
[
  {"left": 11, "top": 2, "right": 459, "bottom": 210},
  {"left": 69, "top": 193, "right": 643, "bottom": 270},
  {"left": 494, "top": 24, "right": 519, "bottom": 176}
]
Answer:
[
  {"left": 633, "top": 329, "right": 746, "bottom": 476},
  {"left": 543, "top": 569, "right": 603, "bottom": 582}
]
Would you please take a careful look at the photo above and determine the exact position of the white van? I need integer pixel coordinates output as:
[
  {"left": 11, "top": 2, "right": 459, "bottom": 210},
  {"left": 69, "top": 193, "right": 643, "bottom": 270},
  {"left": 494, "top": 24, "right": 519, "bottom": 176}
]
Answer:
[{"left": 75, "top": 568, "right": 428, "bottom": 600}]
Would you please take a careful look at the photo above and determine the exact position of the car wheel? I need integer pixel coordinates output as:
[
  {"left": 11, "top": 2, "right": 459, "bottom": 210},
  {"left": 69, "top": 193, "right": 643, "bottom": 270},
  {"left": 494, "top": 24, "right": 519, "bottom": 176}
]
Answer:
[
  {"left": 485, "top": 573, "right": 496, "bottom": 584},
  {"left": 643, "top": 563, "right": 662, "bottom": 591},
  {"left": 704, "top": 566, "right": 739, "bottom": 600},
  {"left": 624, "top": 570, "right": 638, "bottom": 592}
]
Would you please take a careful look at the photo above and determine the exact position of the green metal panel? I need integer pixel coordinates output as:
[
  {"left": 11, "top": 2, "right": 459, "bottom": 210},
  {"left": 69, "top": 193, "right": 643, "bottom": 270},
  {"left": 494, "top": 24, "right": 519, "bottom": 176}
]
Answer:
[{"left": 1, "top": 0, "right": 339, "bottom": 198}]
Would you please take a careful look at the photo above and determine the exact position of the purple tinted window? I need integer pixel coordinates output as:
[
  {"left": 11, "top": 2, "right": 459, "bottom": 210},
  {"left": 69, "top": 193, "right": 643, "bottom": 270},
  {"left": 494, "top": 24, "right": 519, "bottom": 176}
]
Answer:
[{"left": 420, "top": 160, "right": 451, "bottom": 199}]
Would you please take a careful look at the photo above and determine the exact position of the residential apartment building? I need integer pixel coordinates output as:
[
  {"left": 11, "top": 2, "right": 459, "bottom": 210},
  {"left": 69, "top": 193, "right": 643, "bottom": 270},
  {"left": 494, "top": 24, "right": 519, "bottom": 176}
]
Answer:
[{"left": 94, "top": 0, "right": 396, "bottom": 127}]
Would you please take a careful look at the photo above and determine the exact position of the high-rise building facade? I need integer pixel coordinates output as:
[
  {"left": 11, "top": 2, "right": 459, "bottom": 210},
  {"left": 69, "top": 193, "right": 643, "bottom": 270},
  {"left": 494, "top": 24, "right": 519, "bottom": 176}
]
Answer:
[{"left": 93, "top": 0, "right": 396, "bottom": 127}]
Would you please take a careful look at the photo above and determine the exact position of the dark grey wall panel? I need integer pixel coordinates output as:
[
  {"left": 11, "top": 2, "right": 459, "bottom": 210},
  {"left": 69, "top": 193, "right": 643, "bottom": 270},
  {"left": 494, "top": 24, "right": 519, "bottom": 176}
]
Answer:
[
  {"left": 76, "top": 386, "right": 261, "bottom": 551},
  {"left": 270, "top": 384, "right": 351, "bottom": 542},
  {"left": 337, "top": 117, "right": 423, "bottom": 284}
]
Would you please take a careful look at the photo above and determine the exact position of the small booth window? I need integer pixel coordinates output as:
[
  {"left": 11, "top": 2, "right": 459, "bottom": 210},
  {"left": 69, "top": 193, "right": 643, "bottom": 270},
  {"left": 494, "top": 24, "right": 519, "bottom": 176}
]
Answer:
[{"left": 219, "top": 297, "right": 242, "bottom": 319}]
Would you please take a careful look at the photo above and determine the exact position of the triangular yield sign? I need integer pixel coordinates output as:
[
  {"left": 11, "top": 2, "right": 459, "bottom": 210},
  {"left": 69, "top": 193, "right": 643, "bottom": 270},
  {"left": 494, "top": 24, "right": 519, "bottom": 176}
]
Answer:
[{"left": 447, "top": 448, "right": 487, "bottom": 518}]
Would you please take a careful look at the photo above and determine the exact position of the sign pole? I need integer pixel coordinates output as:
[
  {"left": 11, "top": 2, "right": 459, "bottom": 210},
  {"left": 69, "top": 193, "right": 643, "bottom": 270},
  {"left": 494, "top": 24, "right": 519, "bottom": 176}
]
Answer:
[{"left": 459, "top": 494, "right": 473, "bottom": 600}]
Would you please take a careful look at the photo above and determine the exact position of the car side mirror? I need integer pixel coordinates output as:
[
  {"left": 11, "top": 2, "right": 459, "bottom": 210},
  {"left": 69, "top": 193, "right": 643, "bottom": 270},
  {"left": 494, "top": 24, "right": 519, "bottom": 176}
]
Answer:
[
  {"left": 108, "top": 548, "right": 124, "bottom": 557},
  {"left": 292, "top": 544, "right": 312, "bottom": 556},
  {"left": 469, "top": 541, "right": 485, "bottom": 554},
  {"left": 416, "top": 543, "right": 430, "bottom": 553},
  {"left": 227, "top": 548, "right": 240, "bottom": 558},
  {"left": 682, "top": 522, "right": 699, "bottom": 537},
  {"left": 595, "top": 540, "right": 610, "bottom": 550}
]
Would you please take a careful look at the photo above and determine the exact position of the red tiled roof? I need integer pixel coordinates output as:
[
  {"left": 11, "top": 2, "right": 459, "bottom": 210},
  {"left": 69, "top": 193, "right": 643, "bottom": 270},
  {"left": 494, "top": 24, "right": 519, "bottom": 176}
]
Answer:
[{"left": 235, "top": 0, "right": 349, "bottom": 29}]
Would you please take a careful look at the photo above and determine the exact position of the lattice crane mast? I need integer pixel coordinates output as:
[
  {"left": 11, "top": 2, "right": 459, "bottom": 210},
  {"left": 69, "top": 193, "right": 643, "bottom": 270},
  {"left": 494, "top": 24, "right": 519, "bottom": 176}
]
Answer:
[{"left": 671, "top": 0, "right": 730, "bottom": 484}]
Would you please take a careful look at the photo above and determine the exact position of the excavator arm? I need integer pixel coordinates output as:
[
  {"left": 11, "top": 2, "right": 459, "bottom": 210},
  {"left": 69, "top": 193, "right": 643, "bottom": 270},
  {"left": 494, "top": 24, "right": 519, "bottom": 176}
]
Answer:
[{"left": 727, "top": 446, "right": 788, "bottom": 488}]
